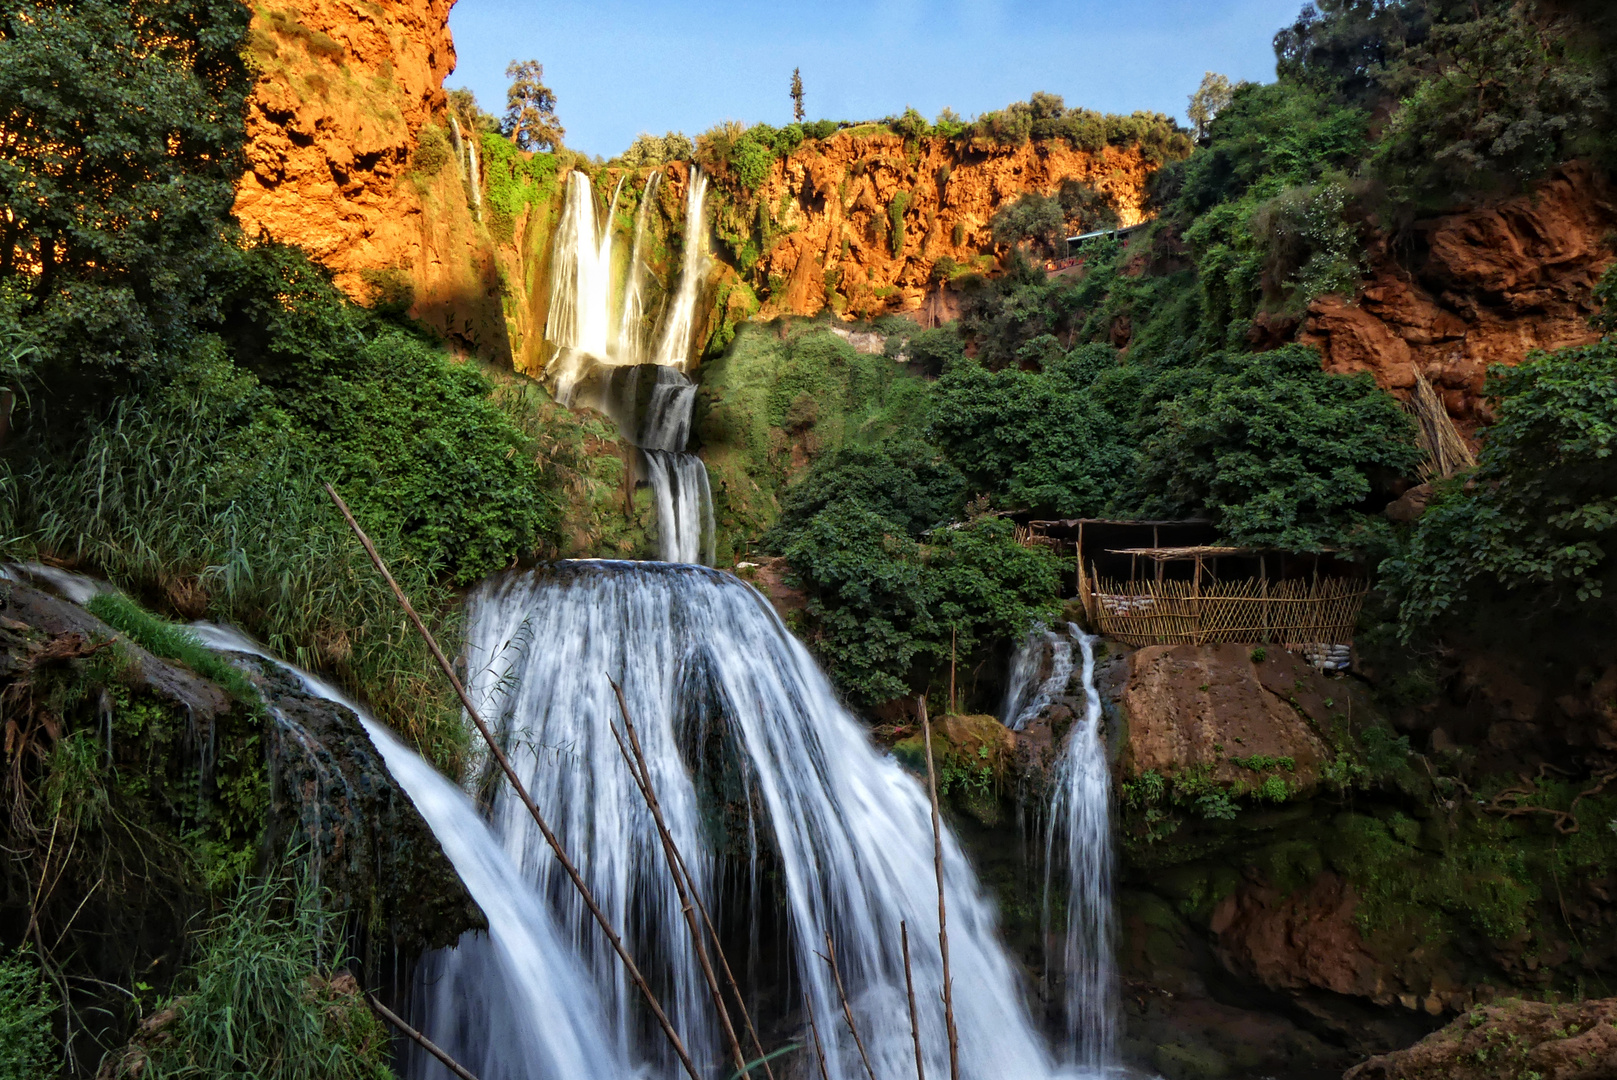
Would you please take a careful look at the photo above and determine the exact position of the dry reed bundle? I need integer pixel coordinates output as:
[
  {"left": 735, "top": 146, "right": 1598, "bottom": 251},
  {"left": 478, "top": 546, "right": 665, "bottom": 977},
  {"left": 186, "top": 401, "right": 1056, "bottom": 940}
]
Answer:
[{"left": 1408, "top": 370, "right": 1476, "bottom": 481}]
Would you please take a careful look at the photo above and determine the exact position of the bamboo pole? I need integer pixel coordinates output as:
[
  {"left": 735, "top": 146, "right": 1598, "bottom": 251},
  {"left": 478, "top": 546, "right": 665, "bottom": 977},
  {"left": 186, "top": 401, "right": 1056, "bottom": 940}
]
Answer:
[
  {"left": 821, "top": 931, "right": 879, "bottom": 1080},
  {"left": 804, "top": 992, "right": 832, "bottom": 1080},
  {"left": 902, "top": 920, "right": 926, "bottom": 1080},
  {"left": 324, "top": 484, "right": 701, "bottom": 1080},
  {"left": 607, "top": 681, "right": 751, "bottom": 1079},
  {"left": 918, "top": 696, "right": 960, "bottom": 1080},
  {"left": 367, "top": 993, "right": 481, "bottom": 1080}
]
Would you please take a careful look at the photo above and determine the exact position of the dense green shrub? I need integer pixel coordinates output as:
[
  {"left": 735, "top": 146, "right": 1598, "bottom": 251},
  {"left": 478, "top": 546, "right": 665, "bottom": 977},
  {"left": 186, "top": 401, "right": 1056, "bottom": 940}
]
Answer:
[
  {"left": 928, "top": 344, "right": 1138, "bottom": 518},
  {"left": 1386, "top": 341, "right": 1617, "bottom": 630},
  {"left": 989, "top": 193, "right": 1065, "bottom": 252},
  {"left": 1134, "top": 345, "right": 1419, "bottom": 549},
  {"left": 0, "top": 949, "right": 55, "bottom": 1080},
  {"left": 767, "top": 443, "right": 963, "bottom": 544}
]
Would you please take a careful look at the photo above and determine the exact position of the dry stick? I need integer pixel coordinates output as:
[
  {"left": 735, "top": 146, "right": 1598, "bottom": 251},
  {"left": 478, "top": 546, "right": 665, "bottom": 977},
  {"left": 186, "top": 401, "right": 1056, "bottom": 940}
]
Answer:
[
  {"left": 606, "top": 682, "right": 751, "bottom": 1079},
  {"left": 820, "top": 931, "right": 879, "bottom": 1080},
  {"left": 609, "top": 681, "right": 777, "bottom": 1080},
  {"left": 901, "top": 920, "right": 926, "bottom": 1080},
  {"left": 803, "top": 991, "right": 833, "bottom": 1080},
  {"left": 918, "top": 696, "right": 960, "bottom": 1080},
  {"left": 324, "top": 484, "right": 701, "bottom": 1080},
  {"left": 366, "top": 993, "right": 481, "bottom": 1080}
]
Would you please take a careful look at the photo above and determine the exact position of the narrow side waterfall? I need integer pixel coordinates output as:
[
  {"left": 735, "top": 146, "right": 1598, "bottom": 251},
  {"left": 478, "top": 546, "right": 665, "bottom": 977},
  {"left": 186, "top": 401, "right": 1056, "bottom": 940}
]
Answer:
[
  {"left": 184, "top": 625, "right": 627, "bottom": 1080},
  {"left": 458, "top": 562, "right": 1059, "bottom": 1080},
  {"left": 1002, "top": 623, "right": 1078, "bottom": 732},
  {"left": 545, "top": 171, "right": 615, "bottom": 400},
  {"left": 648, "top": 169, "right": 709, "bottom": 370},
  {"left": 615, "top": 170, "right": 662, "bottom": 366},
  {"left": 1042, "top": 626, "right": 1118, "bottom": 1071}
]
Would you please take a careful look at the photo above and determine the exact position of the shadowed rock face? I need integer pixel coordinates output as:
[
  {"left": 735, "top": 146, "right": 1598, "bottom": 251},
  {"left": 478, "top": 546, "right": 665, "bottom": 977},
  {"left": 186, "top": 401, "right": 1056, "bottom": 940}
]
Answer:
[
  {"left": 1298, "top": 161, "right": 1616, "bottom": 432},
  {"left": 1345, "top": 997, "right": 1617, "bottom": 1080}
]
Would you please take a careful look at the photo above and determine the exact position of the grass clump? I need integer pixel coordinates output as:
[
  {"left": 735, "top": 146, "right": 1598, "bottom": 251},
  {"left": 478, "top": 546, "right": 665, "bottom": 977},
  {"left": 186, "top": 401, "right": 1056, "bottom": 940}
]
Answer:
[
  {"left": 85, "top": 593, "right": 262, "bottom": 707},
  {"left": 118, "top": 869, "right": 391, "bottom": 1080}
]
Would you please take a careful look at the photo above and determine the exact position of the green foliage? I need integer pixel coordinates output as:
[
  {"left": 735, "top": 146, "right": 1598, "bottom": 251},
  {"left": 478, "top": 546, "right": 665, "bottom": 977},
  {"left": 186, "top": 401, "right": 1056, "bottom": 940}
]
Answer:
[
  {"left": 989, "top": 193, "right": 1065, "bottom": 252},
  {"left": 780, "top": 507, "right": 1061, "bottom": 705},
  {"left": 766, "top": 443, "right": 962, "bottom": 544},
  {"left": 1136, "top": 345, "right": 1419, "bottom": 549},
  {"left": 86, "top": 593, "right": 261, "bottom": 707},
  {"left": 502, "top": 59, "right": 563, "bottom": 151},
  {"left": 0, "top": 948, "right": 55, "bottom": 1080},
  {"left": 927, "top": 344, "right": 1137, "bottom": 517},
  {"left": 0, "top": 0, "right": 252, "bottom": 371},
  {"left": 481, "top": 134, "right": 560, "bottom": 222},
  {"left": 410, "top": 123, "right": 452, "bottom": 176},
  {"left": 890, "top": 107, "right": 930, "bottom": 140},
  {"left": 1386, "top": 341, "right": 1617, "bottom": 630},
  {"left": 132, "top": 870, "right": 391, "bottom": 1080},
  {"left": 888, "top": 191, "right": 910, "bottom": 256}
]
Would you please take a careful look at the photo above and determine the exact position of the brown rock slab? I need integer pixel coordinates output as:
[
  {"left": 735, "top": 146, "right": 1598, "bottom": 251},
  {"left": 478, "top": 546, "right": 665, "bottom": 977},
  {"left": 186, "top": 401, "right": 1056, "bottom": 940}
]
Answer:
[{"left": 1344, "top": 997, "right": 1617, "bottom": 1080}]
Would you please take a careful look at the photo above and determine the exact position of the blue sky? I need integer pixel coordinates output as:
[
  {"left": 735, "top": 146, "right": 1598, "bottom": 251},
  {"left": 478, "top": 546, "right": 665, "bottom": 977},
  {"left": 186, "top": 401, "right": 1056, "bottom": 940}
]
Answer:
[{"left": 446, "top": 0, "right": 1306, "bottom": 159}]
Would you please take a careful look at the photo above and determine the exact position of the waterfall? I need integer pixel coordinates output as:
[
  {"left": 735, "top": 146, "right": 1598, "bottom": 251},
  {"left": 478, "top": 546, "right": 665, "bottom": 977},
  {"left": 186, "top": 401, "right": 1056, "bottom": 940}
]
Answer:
[
  {"left": 545, "top": 172, "right": 615, "bottom": 400},
  {"left": 1042, "top": 626, "right": 1118, "bottom": 1071},
  {"left": 648, "top": 169, "right": 709, "bottom": 370},
  {"left": 1002, "top": 623, "right": 1078, "bottom": 732},
  {"left": 184, "top": 625, "right": 627, "bottom": 1080},
  {"left": 615, "top": 170, "right": 662, "bottom": 366},
  {"left": 457, "top": 562, "right": 1060, "bottom": 1080}
]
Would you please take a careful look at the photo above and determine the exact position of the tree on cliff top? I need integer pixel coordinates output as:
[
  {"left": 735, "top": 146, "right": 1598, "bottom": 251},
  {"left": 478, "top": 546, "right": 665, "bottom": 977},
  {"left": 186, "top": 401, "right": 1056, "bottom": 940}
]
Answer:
[
  {"left": 790, "top": 67, "right": 805, "bottom": 122},
  {"left": 503, "top": 60, "right": 564, "bottom": 151}
]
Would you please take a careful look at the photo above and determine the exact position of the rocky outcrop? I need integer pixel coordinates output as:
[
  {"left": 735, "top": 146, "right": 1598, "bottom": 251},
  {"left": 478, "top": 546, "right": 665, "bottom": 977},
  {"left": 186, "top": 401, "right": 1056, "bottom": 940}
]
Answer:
[
  {"left": 736, "top": 132, "right": 1155, "bottom": 322},
  {"left": 1345, "top": 998, "right": 1617, "bottom": 1080},
  {"left": 1299, "top": 162, "right": 1616, "bottom": 429},
  {"left": 1114, "top": 642, "right": 1347, "bottom": 793}
]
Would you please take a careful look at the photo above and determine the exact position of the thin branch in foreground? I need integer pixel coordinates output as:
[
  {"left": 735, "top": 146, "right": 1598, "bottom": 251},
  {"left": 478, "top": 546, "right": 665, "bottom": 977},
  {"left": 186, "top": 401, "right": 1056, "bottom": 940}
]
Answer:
[
  {"left": 804, "top": 991, "right": 832, "bottom": 1080},
  {"left": 325, "top": 483, "right": 700, "bottom": 1080},
  {"left": 820, "top": 930, "right": 879, "bottom": 1080},
  {"left": 902, "top": 920, "right": 925, "bottom": 1080},
  {"left": 366, "top": 992, "right": 480, "bottom": 1080},
  {"left": 607, "top": 678, "right": 749, "bottom": 1077},
  {"left": 919, "top": 695, "right": 960, "bottom": 1080}
]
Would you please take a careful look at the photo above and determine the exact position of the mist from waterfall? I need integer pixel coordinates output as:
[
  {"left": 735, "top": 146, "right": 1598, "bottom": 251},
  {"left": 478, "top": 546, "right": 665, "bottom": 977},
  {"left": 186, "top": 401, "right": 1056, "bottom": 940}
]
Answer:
[
  {"left": 1042, "top": 626, "right": 1118, "bottom": 1071},
  {"left": 455, "top": 562, "right": 1062, "bottom": 1080},
  {"left": 184, "top": 624, "right": 627, "bottom": 1080}
]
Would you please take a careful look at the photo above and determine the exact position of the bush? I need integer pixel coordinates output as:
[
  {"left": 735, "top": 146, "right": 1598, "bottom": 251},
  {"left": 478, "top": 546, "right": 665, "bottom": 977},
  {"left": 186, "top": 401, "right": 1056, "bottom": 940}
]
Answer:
[
  {"left": 0, "top": 949, "right": 55, "bottom": 1080},
  {"left": 1135, "top": 345, "right": 1419, "bottom": 549},
  {"left": 989, "top": 192, "right": 1065, "bottom": 252},
  {"left": 410, "top": 123, "right": 451, "bottom": 175},
  {"left": 1386, "top": 341, "right": 1617, "bottom": 630}
]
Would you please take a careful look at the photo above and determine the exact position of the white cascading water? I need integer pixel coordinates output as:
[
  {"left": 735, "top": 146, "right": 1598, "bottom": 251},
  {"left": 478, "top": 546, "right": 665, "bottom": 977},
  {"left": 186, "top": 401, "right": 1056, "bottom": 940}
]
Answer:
[
  {"left": 1040, "top": 626, "right": 1118, "bottom": 1072},
  {"left": 543, "top": 168, "right": 714, "bottom": 564},
  {"left": 615, "top": 170, "right": 662, "bottom": 366},
  {"left": 183, "top": 625, "right": 627, "bottom": 1080},
  {"left": 454, "top": 562, "right": 1061, "bottom": 1080},
  {"left": 648, "top": 169, "right": 709, "bottom": 370},
  {"left": 1002, "top": 623, "right": 1079, "bottom": 732}
]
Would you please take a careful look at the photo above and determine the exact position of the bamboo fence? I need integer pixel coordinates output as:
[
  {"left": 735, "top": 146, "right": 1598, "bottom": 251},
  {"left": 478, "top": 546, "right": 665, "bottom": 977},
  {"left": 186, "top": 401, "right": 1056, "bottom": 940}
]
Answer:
[{"left": 1084, "top": 572, "right": 1368, "bottom": 647}]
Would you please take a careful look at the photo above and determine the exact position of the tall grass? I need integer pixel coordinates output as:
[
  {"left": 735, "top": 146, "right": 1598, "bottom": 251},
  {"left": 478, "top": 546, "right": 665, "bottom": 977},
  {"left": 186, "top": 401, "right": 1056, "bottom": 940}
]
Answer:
[
  {"left": 2, "top": 369, "right": 469, "bottom": 775},
  {"left": 128, "top": 869, "right": 391, "bottom": 1080},
  {"left": 0, "top": 947, "right": 56, "bottom": 1080}
]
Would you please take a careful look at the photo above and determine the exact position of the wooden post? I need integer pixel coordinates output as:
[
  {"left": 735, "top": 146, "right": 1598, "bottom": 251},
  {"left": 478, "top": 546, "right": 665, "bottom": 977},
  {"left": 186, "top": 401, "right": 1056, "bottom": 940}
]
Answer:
[
  {"left": 1192, "top": 554, "right": 1203, "bottom": 645},
  {"left": 919, "top": 695, "right": 961, "bottom": 1080},
  {"left": 949, "top": 628, "right": 957, "bottom": 716},
  {"left": 1259, "top": 555, "right": 1269, "bottom": 643},
  {"left": 821, "top": 931, "right": 878, "bottom": 1080}
]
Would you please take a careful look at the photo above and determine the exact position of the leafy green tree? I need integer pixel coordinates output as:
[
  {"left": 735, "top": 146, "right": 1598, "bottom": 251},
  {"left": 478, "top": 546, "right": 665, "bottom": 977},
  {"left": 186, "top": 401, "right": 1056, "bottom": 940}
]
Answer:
[
  {"left": 989, "top": 193, "right": 1066, "bottom": 252},
  {"left": 767, "top": 442, "right": 962, "bottom": 545},
  {"left": 1386, "top": 343, "right": 1617, "bottom": 628},
  {"left": 1273, "top": 0, "right": 1432, "bottom": 104},
  {"left": 1136, "top": 345, "right": 1419, "bottom": 549},
  {"left": 790, "top": 67, "right": 805, "bottom": 122},
  {"left": 0, "top": 0, "right": 252, "bottom": 370},
  {"left": 1188, "top": 72, "right": 1235, "bottom": 140},
  {"left": 502, "top": 60, "right": 564, "bottom": 151},
  {"left": 928, "top": 344, "right": 1137, "bottom": 517}
]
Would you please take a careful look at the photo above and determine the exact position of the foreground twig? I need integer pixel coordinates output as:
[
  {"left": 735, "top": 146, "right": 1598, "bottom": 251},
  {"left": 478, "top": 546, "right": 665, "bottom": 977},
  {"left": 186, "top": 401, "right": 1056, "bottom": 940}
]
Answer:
[
  {"left": 803, "top": 991, "right": 832, "bottom": 1080},
  {"left": 326, "top": 484, "right": 700, "bottom": 1080},
  {"left": 366, "top": 992, "right": 480, "bottom": 1080},
  {"left": 919, "top": 696, "right": 960, "bottom": 1080},
  {"left": 820, "top": 930, "right": 878, "bottom": 1080},
  {"left": 902, "top": 920, "right": 925, "bottom": 1080},
  {"left": 608, "top": 678, "right": 751, "bottom": 1077}
]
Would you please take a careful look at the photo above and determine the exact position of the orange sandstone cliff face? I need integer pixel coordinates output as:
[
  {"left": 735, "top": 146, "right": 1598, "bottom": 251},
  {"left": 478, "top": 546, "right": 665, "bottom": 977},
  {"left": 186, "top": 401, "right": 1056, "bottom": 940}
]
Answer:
[
  {"left": 233, "top": 0, "right": 512, "bottom": 359},
  {"left": 731, "top": 132, "right": 1153, "bottom": 323},
  {"left": 1298, "top": 162, "right": 1616, "bottom": 428}
]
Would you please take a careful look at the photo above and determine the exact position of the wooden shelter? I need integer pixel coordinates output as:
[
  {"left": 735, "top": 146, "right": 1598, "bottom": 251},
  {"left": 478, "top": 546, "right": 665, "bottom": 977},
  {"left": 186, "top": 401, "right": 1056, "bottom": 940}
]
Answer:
[{"left": 1016, "top": 518, "right": 1368, "bottom": 648}]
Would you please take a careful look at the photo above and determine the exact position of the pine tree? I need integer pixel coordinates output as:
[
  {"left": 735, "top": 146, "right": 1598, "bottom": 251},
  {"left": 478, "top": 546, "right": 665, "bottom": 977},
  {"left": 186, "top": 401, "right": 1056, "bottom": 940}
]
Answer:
[
  {"left": 503, "top": 60, "right": 565, "bottom": 151},
  {"left": 790, "top": 67, "right": 805, "bottom": 123}
]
